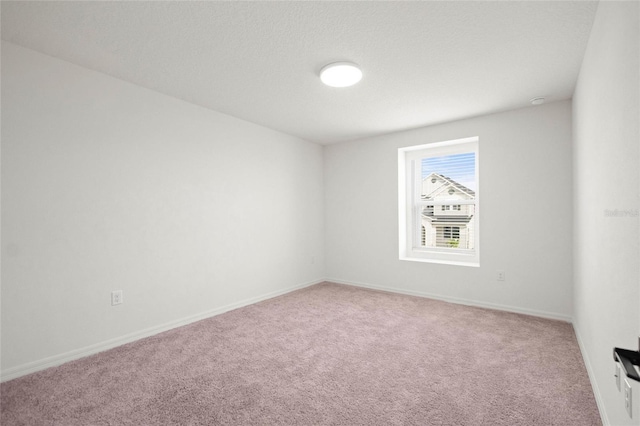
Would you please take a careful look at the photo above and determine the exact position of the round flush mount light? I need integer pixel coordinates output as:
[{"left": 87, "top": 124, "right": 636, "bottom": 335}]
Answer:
[
  {"left": 530, "top": 97, "right": 546, "bottom": 106},
  {"left": 320, "top": 62, "right": 362, "bottom": 87}
]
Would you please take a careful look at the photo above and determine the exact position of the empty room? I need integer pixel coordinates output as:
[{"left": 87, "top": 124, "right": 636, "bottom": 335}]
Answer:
[{"left": 1, "top": 1, "right": 638, "bottom": 425}]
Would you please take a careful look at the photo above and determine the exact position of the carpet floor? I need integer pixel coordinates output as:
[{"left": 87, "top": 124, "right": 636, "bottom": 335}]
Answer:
[{"left": 1, "top": 282, "right": 601, "bottom": 425}]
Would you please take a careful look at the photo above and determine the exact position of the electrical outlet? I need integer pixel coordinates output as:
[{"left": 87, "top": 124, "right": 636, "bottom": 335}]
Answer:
[
  {"left": 624, "top": 379, "right": 632, "bottom": 418},
  {"left": 615, "top": 362, "right": 621, "bottom": 391},
  {"left": 111, "top": 290, "right": 123, "bottom": 306},
  {"left": 497, "top": 270, "right": 505, "bottom": 281}
]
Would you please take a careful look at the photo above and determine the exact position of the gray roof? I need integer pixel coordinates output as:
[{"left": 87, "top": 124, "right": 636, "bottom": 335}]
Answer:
[
  {"left": 422, "top": 173, "right": 475, "bottom": 199},
  {"left": 422, "top": 214, "right": 474, "bottom": 224}
]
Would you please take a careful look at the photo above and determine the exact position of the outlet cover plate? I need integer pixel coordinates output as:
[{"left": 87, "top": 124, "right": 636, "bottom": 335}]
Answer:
[{"left": 111, "top": 290, "right": 123, "bottom": 306}]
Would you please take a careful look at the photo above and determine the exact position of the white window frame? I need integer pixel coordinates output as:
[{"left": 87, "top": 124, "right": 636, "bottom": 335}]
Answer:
[{"left": 398, "top": 136, "right": 479, "bottom": 267}]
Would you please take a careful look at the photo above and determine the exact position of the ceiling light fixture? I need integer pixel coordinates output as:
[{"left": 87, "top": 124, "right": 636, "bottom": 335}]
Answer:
[
  {"left": 530, "top": 97, "right": 546, "bottom": 106},
  {"left": 320, "top": 62, "right": 362, "bottom": 88}
]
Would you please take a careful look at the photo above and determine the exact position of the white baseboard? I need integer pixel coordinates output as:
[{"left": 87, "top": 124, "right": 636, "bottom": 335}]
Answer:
[
  {"left": 0, "top": 277, "right": 574, "bottom": 382},
  {"left": 327, "top": 278, "right": 573, "bottom": 323},
  {"left": 573, "top": 325, "right": 610, "bottom": 426},
  {"left": 4, "top": 276, "right": 604, "bottom": 424},
  {"left": 1, "top": 278, "right": 324, "bottom": 383},
  {"left": 328, "top": 278, "right": 607, "bottom": 422}
]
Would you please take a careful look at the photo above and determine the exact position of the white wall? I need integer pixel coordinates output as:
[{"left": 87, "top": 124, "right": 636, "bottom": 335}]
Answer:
[
  {"left": 572, "top": 1, "right": 640, "bottom": 425},
  {"left": 1, "top": 42, "right": 324, "bottom": 379},
  {"left": 325, "top": 100, "right": 574, "bottom": 320}
]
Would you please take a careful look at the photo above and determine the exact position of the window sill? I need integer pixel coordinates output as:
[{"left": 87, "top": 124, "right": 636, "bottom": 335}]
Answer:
[{"left": 399, "top": 256, "right": 480, "bottom": 268}]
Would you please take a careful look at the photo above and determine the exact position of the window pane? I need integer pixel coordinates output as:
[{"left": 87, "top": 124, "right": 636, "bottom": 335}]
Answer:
[
  {"left": 420, "top": 205, "right": 476, "bottom": 250},
  {"left": 420, "top": 152, "right": 476, "bottom": 201}
]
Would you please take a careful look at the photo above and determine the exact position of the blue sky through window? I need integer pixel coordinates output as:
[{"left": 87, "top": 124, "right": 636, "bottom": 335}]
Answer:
[{"left": 421, "top": 153, "right": 476, "bottom": 191}]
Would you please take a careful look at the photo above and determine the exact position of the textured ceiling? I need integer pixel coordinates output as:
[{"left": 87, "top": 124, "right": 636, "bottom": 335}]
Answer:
[{"left": 1, "top": 1, "right": 598, "bottom": 144}]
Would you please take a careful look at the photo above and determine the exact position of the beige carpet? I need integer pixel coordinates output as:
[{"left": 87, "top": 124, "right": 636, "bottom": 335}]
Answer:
[{"left": 1, "top": 282, "right": 601, "bottom": 425}]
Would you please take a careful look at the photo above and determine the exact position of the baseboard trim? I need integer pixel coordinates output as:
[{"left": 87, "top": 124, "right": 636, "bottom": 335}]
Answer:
[
  {"left": 327, "top": 278, "right": 573, "bottom": 323},
  {"left": 0, "top": 278, "right": 324, "bottom": 383},
  {"left": 573, "top": 324, "right": 609, "bottom": 426},
  {"left": 0, "top": 277, "right": 575, "bottom": 382}
]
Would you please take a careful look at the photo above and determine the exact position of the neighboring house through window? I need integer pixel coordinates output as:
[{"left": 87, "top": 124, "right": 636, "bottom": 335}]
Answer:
[
  {"left": 398, "top": 136, "right": 479, "bottom": 266},
  {"left": 443, "top": 226, "right": 460, "bottom": 239}
]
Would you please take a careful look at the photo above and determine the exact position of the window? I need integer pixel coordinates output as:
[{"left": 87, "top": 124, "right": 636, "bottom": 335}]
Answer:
[
  {"left": 398, "top": 136, "right": 479, "bottom": 266},
  {"left": 443, "top": 226, "right": 460, "bottom": 239}
]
